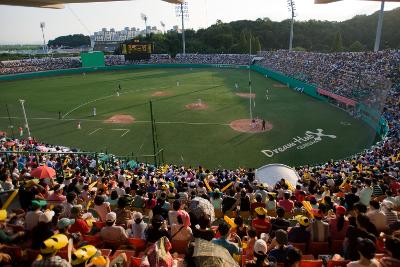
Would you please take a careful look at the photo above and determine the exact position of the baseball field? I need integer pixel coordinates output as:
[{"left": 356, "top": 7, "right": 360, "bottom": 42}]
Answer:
[{"left": 0, "top": 67, "right": 377, "bottom": 168}]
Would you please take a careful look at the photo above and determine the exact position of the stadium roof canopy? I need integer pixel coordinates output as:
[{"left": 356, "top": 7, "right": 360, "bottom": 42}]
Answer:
[
  {"left": 0, "top": 0, "right": 183, "bottom": 9},
  {"left": 315, "top": 0, "right": 399, "bottom": 3},
  {"left": 255, "top": 164, "right": 300, "bottom": 188}
]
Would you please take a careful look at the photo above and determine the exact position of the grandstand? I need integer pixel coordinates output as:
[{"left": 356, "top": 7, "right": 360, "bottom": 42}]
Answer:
[{"left": 0, "top": 1, "right": 399, "bottom": 267}]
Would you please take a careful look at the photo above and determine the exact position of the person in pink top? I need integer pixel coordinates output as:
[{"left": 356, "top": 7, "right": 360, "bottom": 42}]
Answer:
[
  {"left": 329, "top": 205, "right": 349, "bottom": 240},
  {"left": 278, "top": 192, "right": 294, "bottom": 213}
]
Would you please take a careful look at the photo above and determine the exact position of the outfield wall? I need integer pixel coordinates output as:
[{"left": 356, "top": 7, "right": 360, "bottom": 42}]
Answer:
[{"left": 0, "top": 63, "right": 388, "bottom": 138}]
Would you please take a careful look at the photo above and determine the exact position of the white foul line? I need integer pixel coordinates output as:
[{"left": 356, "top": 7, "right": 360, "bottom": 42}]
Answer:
[
  {"left": 88, "top": 128, "right": 102, "bottom": 135},
  {"left": 110, "top": 128, "right": 130, "bottom": 137},
  {"left": 0, "top": 116, "right": 229, "bottom": 126},
  {"left": 62, "top": 86, "right": 168, "bottom": 119}
]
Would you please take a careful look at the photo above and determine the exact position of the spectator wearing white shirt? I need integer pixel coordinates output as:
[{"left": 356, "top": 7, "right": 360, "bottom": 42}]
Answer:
[
  {"left": 358, "top": 180, "right": 373, "bottom": 206},
  {"left": 366, "top": 200, "right": 387, "bottom": 232}
]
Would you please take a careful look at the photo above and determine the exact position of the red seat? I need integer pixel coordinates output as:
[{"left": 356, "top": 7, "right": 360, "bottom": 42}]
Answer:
[
  {"left": 130, "top": 257, "right": 142, "bottom": 267},
  {"left": 301, "top": 254, "right": 315, "bottom": 260},
  {"left": 290, "top": 243, "right": 307, "bottom": 254},
  {"left": 127, "top": 238, "right": 146, "bottom": 252},
  {"left": 308, "top": 242, "right": 329, "bottom": 257},
  {"left": 82, "top": 235, "right": 102, "bottom": 247},
  {"left": 93, "top": 221, "right": 105, "bottom": 229},
  {"left": 330, "top": 239, "right": 344, "bottom": 254},
  {"left": 171, "top": 240, "right": 189, "bottom": 254},
  {"left": 326, "top": 260, "right": 351, "bottom": 267},
  {"left": 299, "top": 260, "right": 323, "bottom": 267}
]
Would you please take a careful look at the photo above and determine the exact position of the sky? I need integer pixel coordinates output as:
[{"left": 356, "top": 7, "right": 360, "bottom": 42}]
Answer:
[{"left": 1, "top": 0, "right": 400, "bottom": 44}]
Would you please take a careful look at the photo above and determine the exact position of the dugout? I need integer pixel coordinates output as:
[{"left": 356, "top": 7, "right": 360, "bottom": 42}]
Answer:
[{"left": 80, "top": 51, "right": 105, "bottom": 68}]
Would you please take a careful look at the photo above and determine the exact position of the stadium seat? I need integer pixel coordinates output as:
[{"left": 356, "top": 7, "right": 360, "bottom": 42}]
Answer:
[
  {"left": 82, "top": 235, "right": 102, "bottom": 247},
  {"left": 330, "top": 239, "right": 344, "bottom": 254},
  {"left": 171, "top": 240, "right": 189, "bottom": 254},
  {"left": 308, "top": 242, "right": 329, "bottom": 256},
  {"left": 299, "top": 260, "right": 323, "bottom": 267},
  {"left": 93, "top": 221, "right": 105, "bottom": 229},
  {"left": 127, "top": 238, "right": 146, "bottom": 252},
  {"left": 301, "top": 254, "right": 315, "bottom": 260},
  {"left": 130, "top": 257, "right": 142, "bottom": 267},
  {"left": 290, "top": 243, "right": 307, "bottom": 254},
  {"left": 326, "top": 260, "right": 350, "bottom": 267}
]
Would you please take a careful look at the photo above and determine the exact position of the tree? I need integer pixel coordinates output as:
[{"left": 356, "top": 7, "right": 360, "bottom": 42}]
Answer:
[
  {"left": 332, "top": 32, "right": 343, "bottom": 52},
  {"left": 239, "top": 30, "right": 248, "bottom": 53},
  {"left": 348, "top": 41, "right": 365, "bottom": 52},
  {"left": 48, "top": 34, "right": 90, "bottom": 48}
]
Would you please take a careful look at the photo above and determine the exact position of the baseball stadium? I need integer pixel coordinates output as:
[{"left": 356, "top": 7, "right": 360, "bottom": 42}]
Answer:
[{"left": 0, "top": 0, "right": 399, "bottom": 267}]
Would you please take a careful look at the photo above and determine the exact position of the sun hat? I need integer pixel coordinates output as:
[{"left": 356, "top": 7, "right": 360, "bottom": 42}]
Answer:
[
  {"left": 133, "top": 212, "right": 143, "bottom": 220},
  {"left": 295, "top": 215, "right": 310, "bottom": 227},
  {"left": 71, "top": 245, "right": 98, "bottom": 265},
  {"left": 0, "top": 210, "right": 7, "bottom": 221},
  {"left": 255, "top": 207, "right": 268, "bottom": 216},
  {"left": 40, "top": 234, "right": 69, "bottom": 254},
  {"left": 105, "top": 212, "right": 117, "bottom": 222},
  {"left": 254, "top": 239, "right": 268, "bottom": 255},
  {"left": 57, "top": 218, "right": 75, "bottom": 229},
  {"left": 39, "top": 210, "right": 55, "bottom": 223}
]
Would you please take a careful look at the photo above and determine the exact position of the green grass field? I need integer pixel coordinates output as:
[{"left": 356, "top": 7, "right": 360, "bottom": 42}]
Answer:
[{"left": 0, "top": 68, "right": 377, "bottom": 168}]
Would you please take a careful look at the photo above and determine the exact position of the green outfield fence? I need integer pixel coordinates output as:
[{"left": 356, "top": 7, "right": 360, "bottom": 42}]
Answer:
[{"left": 0, "top": 63, "right": 388, "bottom": 139}]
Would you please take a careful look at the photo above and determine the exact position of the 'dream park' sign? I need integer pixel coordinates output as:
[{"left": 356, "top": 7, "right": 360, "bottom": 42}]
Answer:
[{"left": 261, "top": 129, "right": 337, "bottom": 158}]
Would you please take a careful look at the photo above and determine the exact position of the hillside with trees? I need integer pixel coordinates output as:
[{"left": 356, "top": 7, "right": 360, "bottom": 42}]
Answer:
[{"left": 49, "top": 7, "right": 400, "bottom": 54}]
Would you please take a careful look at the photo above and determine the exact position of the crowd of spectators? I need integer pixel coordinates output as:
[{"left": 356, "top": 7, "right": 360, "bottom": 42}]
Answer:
[
  {"left": 104, "top": 53, "right": 252, "bottom": 66},
  {"left": 0, "top": 57, "right": 81, "bottom": 75},
  {"left": 256, "top": 50, "right": 400, "bottom": 108},
  {"left": 0, "top": 50, "right": 399, "bottom": 267}
]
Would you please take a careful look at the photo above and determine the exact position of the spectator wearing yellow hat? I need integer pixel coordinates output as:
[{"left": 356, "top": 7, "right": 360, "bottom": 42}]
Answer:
[
  {"left": 32, "top": 234, "right": 70, "bottom": 267},
  {"left": 288, "top": 215, "right": 311, "bottom": 244},
  {"left": 252, "top": 207, "right": 271, "bottom": 237}
]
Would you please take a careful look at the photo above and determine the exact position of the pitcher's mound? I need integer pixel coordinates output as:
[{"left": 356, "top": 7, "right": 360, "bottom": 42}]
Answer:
[
  {"left": 273, "top": 83, "right": 287, "bottom": 88},
  {"left": 185, "top": 103, "right": 209, "bottom": 110},
  {"left": 236, "top": 93, "right": 255, "bottom": 99},
  {"left": 152, "top": 91, "right": 170, "bottom": 97},
  {"left": 104, "top": 115, "right": 135, "bottom": 124},
  {"left": 230, "top": 119, "right": 273, "bottom": 133}
]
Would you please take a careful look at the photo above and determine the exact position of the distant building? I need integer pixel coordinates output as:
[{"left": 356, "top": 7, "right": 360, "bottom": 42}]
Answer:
[{"left": 91, "top": 26, "right": 162, "bottom": 52}]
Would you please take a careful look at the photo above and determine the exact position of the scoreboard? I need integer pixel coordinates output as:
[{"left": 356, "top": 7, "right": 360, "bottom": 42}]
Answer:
[{"left": 120, "top": 40, "right": 154, "bottom": 60}]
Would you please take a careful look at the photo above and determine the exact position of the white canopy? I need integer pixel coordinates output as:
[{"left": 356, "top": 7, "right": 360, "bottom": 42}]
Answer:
[{"left": 255, "top": 163, "right": 300, "bottom": 188}]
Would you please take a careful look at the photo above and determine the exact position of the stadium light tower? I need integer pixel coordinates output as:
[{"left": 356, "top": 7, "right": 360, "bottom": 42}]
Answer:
[
  {"left": 19, "top": 99, "right": 31, "bottom": 138},
  {"left": 287, "top": 0, "right": 296, "bottom": 51},
  {"left": 175, "top": 2, "right": 189, "bottom": 55},
  {"left": 374, "top": 0, "right": 385, "bottom": 52},
  {"left": 141, "top": 13, "right": 148, "bottom": 37},
  {"left": 40, "top": 22, "right": 47, "bottom": 54},
  {"left": 160, "top": 21, "right": 166, "bottom": 34}
]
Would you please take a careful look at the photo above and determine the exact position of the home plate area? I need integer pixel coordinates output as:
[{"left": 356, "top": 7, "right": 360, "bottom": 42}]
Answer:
[{"left": 87, "top": 128, "right": 130, "bottom": 137}]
